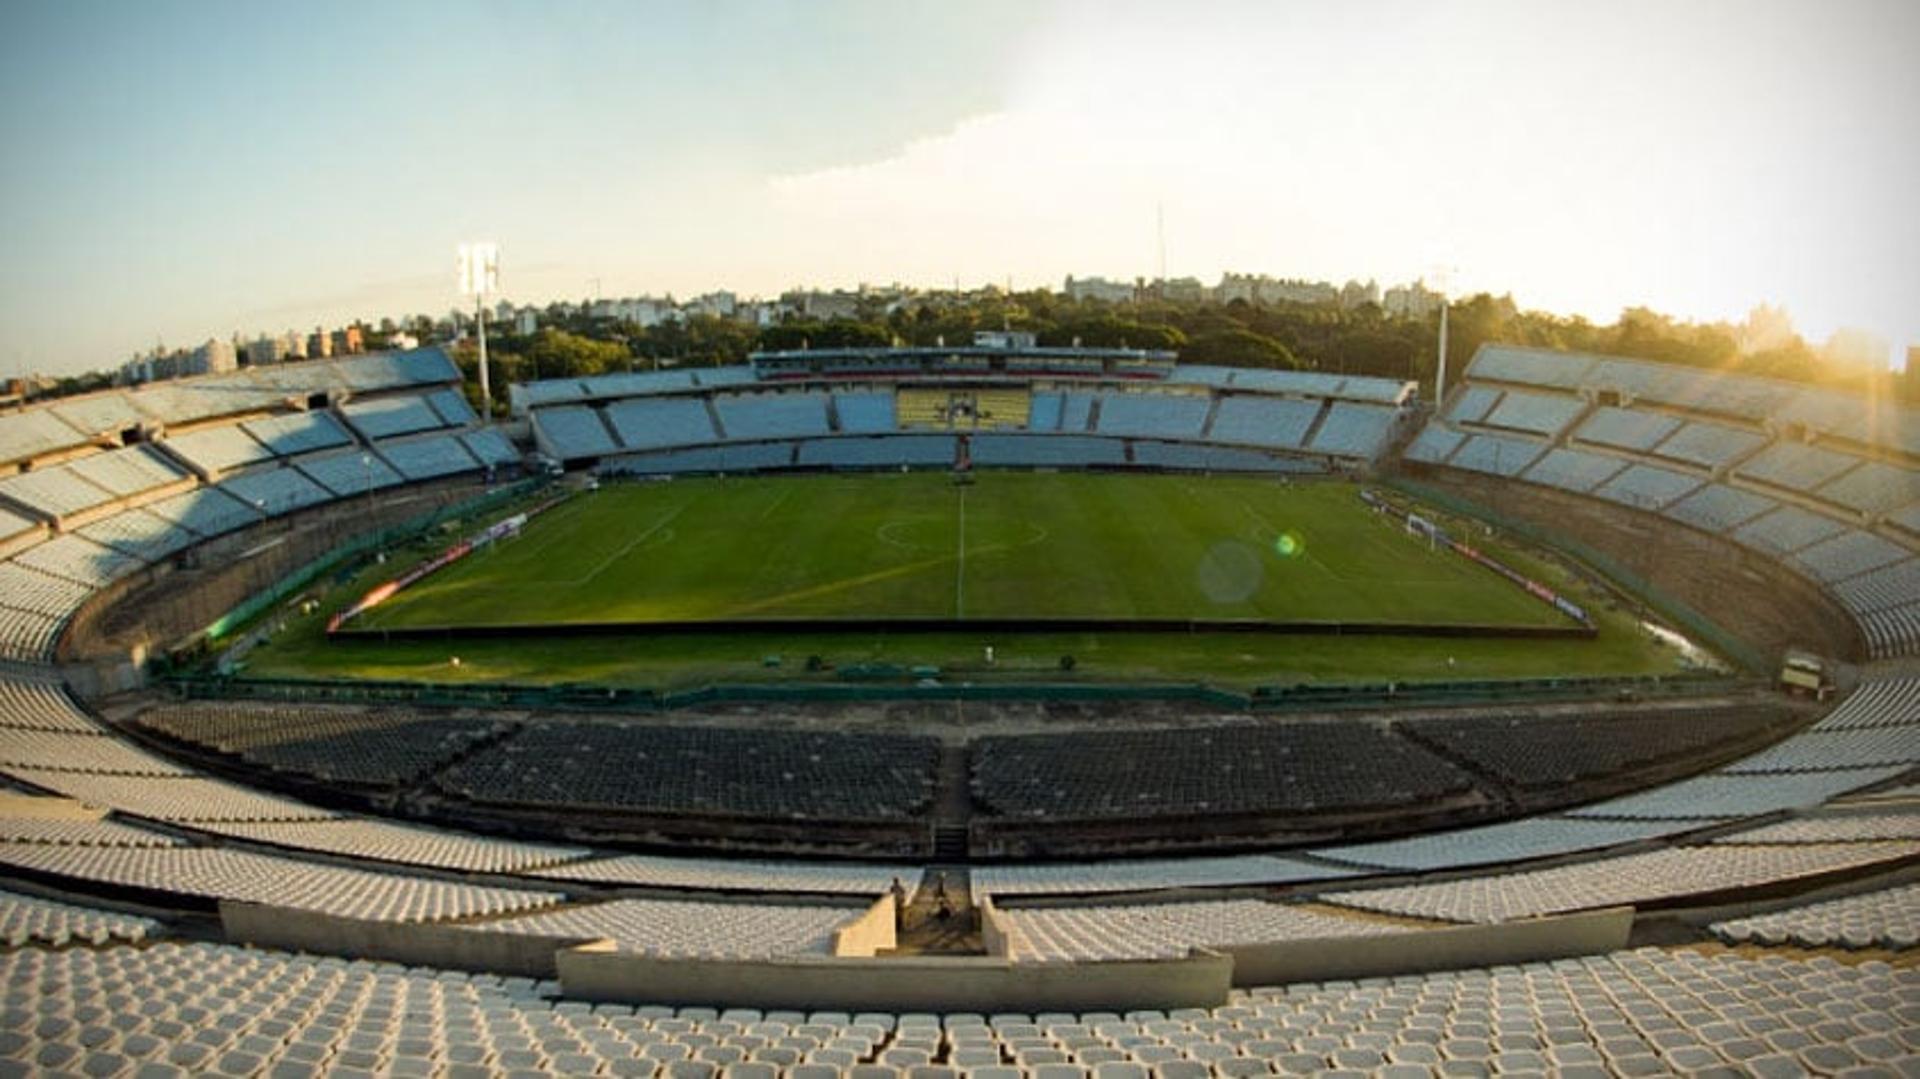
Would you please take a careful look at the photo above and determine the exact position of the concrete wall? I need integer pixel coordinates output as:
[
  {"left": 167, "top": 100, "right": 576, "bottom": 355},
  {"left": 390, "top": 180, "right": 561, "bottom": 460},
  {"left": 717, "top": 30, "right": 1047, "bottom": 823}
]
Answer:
[
  {"left": 558, "top": 941, "right": 1233, "bottom": 1012},
  {"left": 1227, "top": 907, "right": 1634, "bottom": 987},
  {"left": 978, "top": 896, "right": 1015, "bottom": 959},
  {"left": 830, "top": 895, "right": 897, "bottom": 957},
  {"left": 221, "top": 901, "right": 585, "bottom": 979}
]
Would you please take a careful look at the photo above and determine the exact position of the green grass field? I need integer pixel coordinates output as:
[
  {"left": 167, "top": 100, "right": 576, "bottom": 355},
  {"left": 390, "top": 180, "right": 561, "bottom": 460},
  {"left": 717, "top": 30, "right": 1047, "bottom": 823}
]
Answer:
[
  {"left": 235, "top": 473, "right": 1700, "bottom": 689},
  {"left": 362, "top": 473, "right": 1566, "bottom": 630}
]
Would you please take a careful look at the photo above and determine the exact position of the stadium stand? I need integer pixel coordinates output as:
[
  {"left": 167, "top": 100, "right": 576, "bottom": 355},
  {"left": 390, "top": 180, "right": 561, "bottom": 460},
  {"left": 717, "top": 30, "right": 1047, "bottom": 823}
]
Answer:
[
  {"left": 62, "top": 444, "right": 191, "bottom": 502},
  {"left": 1713, "top": 880, "right": 1920, "bottom": 951},
  {"left": 215, "top": 466, "right": 334, "bottom": 517},
  {"left": 193, "top": 818, "right": 586, "bottom": 875},
  {"left": 969, "top": 434, "right": 1128, "bottom": 468},
  {"left": 533, "top": 405, "right": 621, "bottom": 459},
  {"left": 1447, "top": 433, "right": 1545, "bottom": 477},
  {"left": 1316, "top": 816, "right": 1690, "bottom": 873},
  {"left": 531, "top": 852, "right": 913, "bottom": 895},
  {"left": 457, "top": 897, "right": 857, "bottom": 958},
  {"left": 998, "top": 900, "right": 1409, "bottom": 962},
  {"left": 238, "top": 410, "right": 352, "bottom": 457},
  {"left": 159, "top": 423, "right": 276, "bottom": 476},
  {"left": 1651, "top": 420, "right": 1769, "bottom": 469},
  {"left": 603, "top": 396, "right": 722, "bottom": 450},
  {"left": 140, "top": 485, "right": 261, "bottom": 540},
  {"left": 1659, "top": 482, "right": 1779, "bottom": 533},
  {"left": 460, "top": 427, "right": 520, "bottom": 467},
  {"left": 714, "top": 393, "right": 831, "bottom": 440},
  {"left": 1402, "top": 422, "right": 1466, "bottom": 465},
  {"left": 0, "top": 461, "right": 126, "bottom": 522},
  {"left": 1204, "top": 396, "right": 1321, "bottom": 451},
  {"left": 1129, "top": 442, "right": 1322, "bottom": 474},
  {"left": 1738, "top": 441, "right": 1860, "bottom": 495},
  {"left": 0, "top": 408, "right": 89, "bottom": 465},
  {"left": 1092, "top": 393, "right": 1211, "bottom": 440},
  {"left": 1400, "top": 705, "right": 1788, "bottom": 793},
  {"left": 1818, "top": 459, "right": 1919, "bottom": 515},
  {"left": 426, "top": 386, "right": 479, "bottom": 426},
  {"left": 971, "top": 855, "right": 1353, "bottom": 898},
  {"left": 340, "top": 394, "right": 452, "bottom": 441},
  {"left": 437, "top": 723, "right": 939, "bottom": 822},
  {"left": 0, "top": 842, "right": 560, "bottom": 920},
  {"left": 1571, "top": 405, "right": 1684, "bottom": 452},
  {"left": 4, "top": 939, "right": 1914, "bottom": 1077},
  {"left": 11, "top": 534, "right": 142, "bottom": 590},
  {"left": 1306, "top": 401, "right": 1398, "bottom": 457},
  {"left": 1730, "top": 504, "right": 1850, "bottom": 556},
  {"left": 1476, "top": 388, "right": 1586, "bottom": 437},
  {"left": 0, "top": 887, "right": 160, "bottom": 947},
  {"left": 137, "top": 704, "right": 505, "bottom": 788},
  {"left": 1589, "top": 462, "right": 1701, "bottom": 511},
  {"left": 376, "top": 433, "right": 482, "bottom": 481},
  {"left": 1519, "top": 447, "right": 1627, "bottom": 494},
  {"left": 1324, "top": 841, "right": 1918, "bottom": 924},
  {"left": 833, "top": 391, "right": 897, "bottom": 434},
  {"left": 294, "top": 448, "right": 405, "bottom": 497},
  {"left": 600, "top": 442, "right": 795, "bottom": 475},
  {"left": 971, "top": 725, "right": 1473, "bottom": 821},
  {"left": 797, "top": 435, "right": 955, "bottom": 468}
]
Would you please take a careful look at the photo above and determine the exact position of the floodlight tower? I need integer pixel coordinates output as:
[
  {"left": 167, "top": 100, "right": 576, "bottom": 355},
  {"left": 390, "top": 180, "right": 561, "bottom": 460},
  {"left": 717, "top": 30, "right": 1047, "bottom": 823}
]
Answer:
[
  {"left": 458, "top": 243, "right": 500, "bottom": 424},
  {"left": 1428, "top": 265, "right": 1457, "bottom": 407}
]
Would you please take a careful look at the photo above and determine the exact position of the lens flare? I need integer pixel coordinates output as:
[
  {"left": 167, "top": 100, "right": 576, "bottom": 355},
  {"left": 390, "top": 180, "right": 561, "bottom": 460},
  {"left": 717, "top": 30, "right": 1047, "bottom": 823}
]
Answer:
[{"left": 1274, "top": 531, "right": 1304, "bottom": 558}]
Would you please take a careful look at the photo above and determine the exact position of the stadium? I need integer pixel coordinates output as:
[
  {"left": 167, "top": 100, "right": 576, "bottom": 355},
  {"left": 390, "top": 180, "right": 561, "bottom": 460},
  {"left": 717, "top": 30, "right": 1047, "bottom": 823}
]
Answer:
[{"left": 2, "top": 334, "right": 1918, "bottom": 1078}]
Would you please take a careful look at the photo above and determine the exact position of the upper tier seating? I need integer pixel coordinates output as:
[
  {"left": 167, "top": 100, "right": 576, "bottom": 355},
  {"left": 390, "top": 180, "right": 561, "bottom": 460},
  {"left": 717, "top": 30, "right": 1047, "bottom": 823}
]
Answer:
[
  {"left": 1093, "top": 393, "right": 1210, "bottom": 440},
  {"left": 1651, "top": 420, "right": 1768, "bottom": 469},
  {"left": 1206, "top": 396, "right": 1322, "bottom": 450},
  {"left": 0, "top": 462, "right": 125, "bottom": 521},
  {"left": 376, "top": 434, "right": 482, "bottom": 481},
  {"left": 341, "top": 394, "right": 450, "bottom": 441},
  {"left": 1000, "top": 899, "right": 1408, "bottom": 962},
  {"left": 714, "top": 393, "right": 830, "bottom": 440},
  {"left": 1307, "top": 402, "right": 1396, "bottom": 457},
  {"left": 294, "top": 449, "right": 404, "bottom": 497},
  {"left": 1520, "top": 447, "right": 1627, "bottom": 494},
  {"left": 238, "top": 411, "right": 352, "bottom": 457},
  {"left": 534, "top": 406, "right": 620, "bottom": 459},
  {"left": 162, "top": 424, "right": 275, "bottom": 476},
  {"left": 457, "top": 897, "right": 856, "bottom": 958},
  {"left": 603, "top": 396, "right": 721, "bottom": 450},
  {"left": 215, "top": 467, "right": 333, "bottom": 517},
  {"left": 461, "top": 428, "right": 520, "bottom": 467},
  {"left": 832, "top": 391, "right": 896, "bottom": 434},
  {"left": 1572, "top": 405, "right": 1683, "bottom": 451},
  {"left": 1475, "top": 389, "right": 1585, "bottom": 437},
  {"left": 1737, "top": 441, "right": 1860, "bottom": 494}
]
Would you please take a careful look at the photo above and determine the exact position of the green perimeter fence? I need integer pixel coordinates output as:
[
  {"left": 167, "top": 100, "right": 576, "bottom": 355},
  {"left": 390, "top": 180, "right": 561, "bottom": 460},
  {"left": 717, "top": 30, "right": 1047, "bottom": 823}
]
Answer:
[
  {"left": 1381, "top": 474, "right": 1769, "bottom": 674},
  {"left": 194, "top": 478, "right": 550, "bottom": 644},
  {"left": 166, "top": 669, "right": 1734, "bottom": 715}
]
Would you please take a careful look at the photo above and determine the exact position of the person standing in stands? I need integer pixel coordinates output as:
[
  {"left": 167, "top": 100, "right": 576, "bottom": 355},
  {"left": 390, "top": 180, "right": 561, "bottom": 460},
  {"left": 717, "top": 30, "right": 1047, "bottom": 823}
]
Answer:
[{"left": 889, "top": 876, "right": 909, "bottom": 930}]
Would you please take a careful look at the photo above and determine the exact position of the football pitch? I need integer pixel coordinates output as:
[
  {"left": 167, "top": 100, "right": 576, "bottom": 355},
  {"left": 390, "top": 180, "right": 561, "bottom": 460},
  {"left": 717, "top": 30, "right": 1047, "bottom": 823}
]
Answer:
[{"left": 360, "top": 473, "right": 1569, "bottom": 631}]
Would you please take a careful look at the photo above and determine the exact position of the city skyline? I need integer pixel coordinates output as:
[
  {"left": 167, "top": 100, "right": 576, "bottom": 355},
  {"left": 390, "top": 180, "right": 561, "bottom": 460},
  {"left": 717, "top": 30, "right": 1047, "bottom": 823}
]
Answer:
[{"left": 2, "top": 0, "right": 1916, "bottom": 376}]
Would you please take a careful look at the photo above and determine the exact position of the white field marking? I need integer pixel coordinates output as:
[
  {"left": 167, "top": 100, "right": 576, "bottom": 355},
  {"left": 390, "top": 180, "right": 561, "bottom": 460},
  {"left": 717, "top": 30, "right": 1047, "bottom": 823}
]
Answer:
[
  {"left": 564, "top": 501, "right": 693, "bottom": 587},
  {"left": 755, "top": 483, "right": 795, "bottom": 522}
]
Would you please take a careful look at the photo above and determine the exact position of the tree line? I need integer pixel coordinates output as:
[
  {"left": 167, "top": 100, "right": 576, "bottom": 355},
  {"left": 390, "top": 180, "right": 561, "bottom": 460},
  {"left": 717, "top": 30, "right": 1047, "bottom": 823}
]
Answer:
[{"left": 451, "top": 291, "right": 1914, "bottom": 415}]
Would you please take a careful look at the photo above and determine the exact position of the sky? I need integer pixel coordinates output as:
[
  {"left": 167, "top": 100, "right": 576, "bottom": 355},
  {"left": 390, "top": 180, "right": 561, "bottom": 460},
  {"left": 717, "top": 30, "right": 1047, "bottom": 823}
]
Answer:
[{"left": 1, "top": 0, "right": 1916, "bottom": 376}]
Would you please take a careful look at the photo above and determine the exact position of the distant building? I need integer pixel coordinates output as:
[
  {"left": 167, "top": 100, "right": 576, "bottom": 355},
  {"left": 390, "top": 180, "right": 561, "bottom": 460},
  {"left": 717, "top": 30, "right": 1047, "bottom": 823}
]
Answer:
[
  {"left": 1063, "top": 276, "right": 1135, "bottom": 303},
  {"left": 1340, "top": 279, "right": 1381, "bottom": 309},
  {"left": 1159, "top": 277, "right": 1206, "bottom": 303},
  {"left": 972, "top": 330, "right": 1038, "bottom": 350},
  {"left": 306, "top": 327, "right": 333, "bottom": 358},
  {"left": 185, "top": 338, "right": 236, "bottom": 376},
  {"left": 685, "top": 291, "right": 737, "bottom": 318},
  {"left": 387, "top": 331, "right": 420, "bottom": 351},
  {"left": 515, "top": 309, "right": 538, "bottom": 336},
  {"left": 781, "top": 289, "right": 862, "bottom": 320},
  {"left": 1383, "top": 280, "right": 1443, "bottom": 319},
  {"left": 330, "top": 324, "right": 364, "bottom": 356}
]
